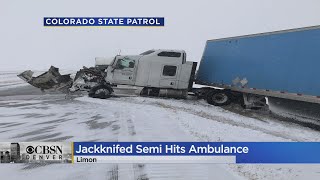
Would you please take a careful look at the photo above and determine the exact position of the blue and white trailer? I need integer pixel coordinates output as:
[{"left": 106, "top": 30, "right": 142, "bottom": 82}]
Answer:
[
  {"left": 18, "top": 25, "right": 320, "bottom": 109},
  {"left": 195, "top": 25, "right": 320, "bottom": 108}
]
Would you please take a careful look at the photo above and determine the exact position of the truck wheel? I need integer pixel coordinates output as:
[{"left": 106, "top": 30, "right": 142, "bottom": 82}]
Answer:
[
  {"left": 206, "top": 90, "right": 231, "bottom": 106},
  {"left": 88, "top": 85, "right": 113, "bottom": 99}
]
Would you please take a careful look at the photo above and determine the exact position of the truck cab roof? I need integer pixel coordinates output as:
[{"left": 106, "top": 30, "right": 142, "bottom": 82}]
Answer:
[{"left": 140, "top": 49, "right": 186, "bottom": 56}]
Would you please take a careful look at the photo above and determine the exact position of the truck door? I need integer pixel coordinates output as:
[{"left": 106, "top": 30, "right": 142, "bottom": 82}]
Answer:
[
  {"left": 112, "top": 57, "right": 136, "bottom": 85},
  {"left": 159, "top": 64, "right": 180, "bottom": 89},
  {"left": 147, "top": 51, "right": 183, "bottom": 89}
]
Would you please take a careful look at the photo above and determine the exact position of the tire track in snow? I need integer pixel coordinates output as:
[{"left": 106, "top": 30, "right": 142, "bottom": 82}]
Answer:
[
  {"left": 110, "top": 110, "right": 148, "bottom": 180},
  {"left": 127, "top": 119, "right": 136, "bottom": 136},
  {"left": 107, "top": 165, "right": 119, "bottom": 180}
]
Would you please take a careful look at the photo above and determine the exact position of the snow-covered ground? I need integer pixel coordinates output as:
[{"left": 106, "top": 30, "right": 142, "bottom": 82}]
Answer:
[
  {"left": 1, "top": 72, "right": 320, "bottom": 179},
  {"left": 0, "top": 71, "right": 28, "bottom": 90}
]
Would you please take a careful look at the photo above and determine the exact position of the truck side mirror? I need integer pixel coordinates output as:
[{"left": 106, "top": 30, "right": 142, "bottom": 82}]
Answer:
[{"left": 129, "top": 62, "right": 134, "bottom": 68}]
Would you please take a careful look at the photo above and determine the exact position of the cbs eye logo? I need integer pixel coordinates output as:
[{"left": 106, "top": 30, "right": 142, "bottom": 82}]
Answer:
[{"left": 26, "top": 146, "right": 35, "bottom": 154}]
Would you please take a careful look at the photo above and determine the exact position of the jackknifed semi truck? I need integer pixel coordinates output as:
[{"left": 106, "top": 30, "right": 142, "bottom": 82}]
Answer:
[{"left": 18, "top": 25, "right": 320, "bottom": 109}]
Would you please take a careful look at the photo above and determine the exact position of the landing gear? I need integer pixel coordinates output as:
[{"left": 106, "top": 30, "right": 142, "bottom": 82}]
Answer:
[
  {"left": 206, "top": 90, "right": 232, "bottom": 106},
  {"left": 88, "top": 84, "right": 113, "bottom": 99},
  {"left": 241, "top": 93, "right": 268, "bottom": 110}
]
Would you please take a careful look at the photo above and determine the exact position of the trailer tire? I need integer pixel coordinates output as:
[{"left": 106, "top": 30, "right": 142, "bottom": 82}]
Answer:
[
  {"left": 88, "top": 85, "right": 113, "bottom": 99},
  {"left": 206, "top": 90, "right": 232, "bottom": 106}
]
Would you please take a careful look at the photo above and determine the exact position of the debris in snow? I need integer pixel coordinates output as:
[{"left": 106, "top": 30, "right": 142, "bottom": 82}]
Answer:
[
  {"left": 17, "top": 66, "right": 107, "bottom": 94},
  {"left": 17, "top": 66, "right": 73, "bottom": 93}
]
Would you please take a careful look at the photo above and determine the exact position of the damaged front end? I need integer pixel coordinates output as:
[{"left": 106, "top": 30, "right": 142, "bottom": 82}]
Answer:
[
  {"left": 69, "top": 66, "right": 107, "bottom": 92},
  {"left": 17, "top": 66, "right": 73, "bottom": 93}
]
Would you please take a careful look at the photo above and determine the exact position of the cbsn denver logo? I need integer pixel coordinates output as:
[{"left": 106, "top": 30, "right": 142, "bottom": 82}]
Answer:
[{"left": 25, "top": 145, "right": 63, "bottom": 161}]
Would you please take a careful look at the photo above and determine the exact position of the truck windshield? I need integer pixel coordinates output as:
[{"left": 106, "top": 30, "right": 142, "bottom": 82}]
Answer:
[
  {"left": 116, "top": 58, "right": 135, "bottom": 69},
  {"left": 140, "top": 50, "right": 155, "bottom": 55}
]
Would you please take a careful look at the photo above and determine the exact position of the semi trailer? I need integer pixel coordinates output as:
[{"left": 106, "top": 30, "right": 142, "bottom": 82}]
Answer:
[
  {"left": 196, "top": 25, "right": 320, "bottom": 108},
  {"left": 18, "top": 25, "right": 320, "bottom": 109}
]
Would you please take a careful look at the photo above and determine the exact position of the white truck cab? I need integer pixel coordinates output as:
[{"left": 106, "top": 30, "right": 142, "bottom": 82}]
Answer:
[{"left": 101, "top": 49, "right": 196, "bottom": 98}]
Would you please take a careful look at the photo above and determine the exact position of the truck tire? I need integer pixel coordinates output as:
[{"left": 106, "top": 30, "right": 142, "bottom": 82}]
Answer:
[
  {"left": 88, "top": 85, "right": 113, "bottom": 99},
  {"left": 206, "top": 90, "right": 232, "bottom": 106}
]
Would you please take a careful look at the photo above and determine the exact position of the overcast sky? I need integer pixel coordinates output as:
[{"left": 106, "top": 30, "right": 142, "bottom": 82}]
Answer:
[{"left": 1, "top": 0, "right": 320, "bottom": 71}]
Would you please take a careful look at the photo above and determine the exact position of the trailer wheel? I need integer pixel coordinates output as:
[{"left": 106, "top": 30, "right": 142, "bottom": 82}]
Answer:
[
  {"left": 88, "top": 85, "right": 113, "bottom": 99},
  {"left": 206, "top": 90, "right": 231, "bottom": 106}
]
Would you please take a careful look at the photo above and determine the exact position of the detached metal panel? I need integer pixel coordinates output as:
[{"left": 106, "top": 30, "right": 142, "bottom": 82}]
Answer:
[{"left": 196, "top": 26, "right": 320, "bottom": 97}]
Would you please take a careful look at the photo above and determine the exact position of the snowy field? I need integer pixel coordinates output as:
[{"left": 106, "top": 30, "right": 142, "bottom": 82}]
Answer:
[{"left": 1, "top": 71, "right": 320, "bottom": 179}]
